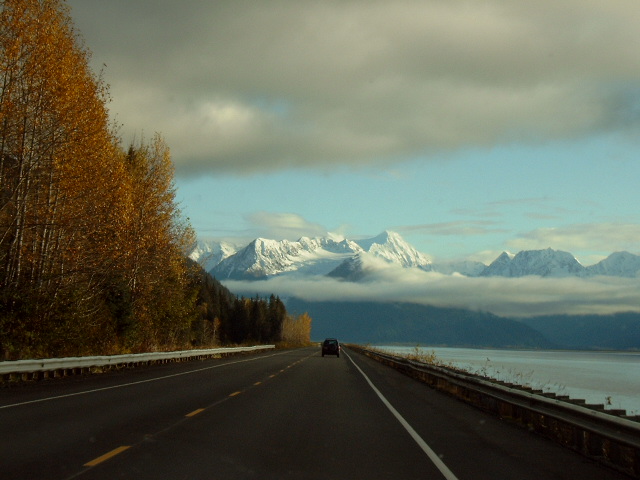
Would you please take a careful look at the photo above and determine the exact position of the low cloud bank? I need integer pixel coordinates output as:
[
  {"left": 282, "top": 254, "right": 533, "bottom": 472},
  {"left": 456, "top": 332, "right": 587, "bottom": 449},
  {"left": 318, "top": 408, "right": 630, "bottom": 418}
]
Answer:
[{"left": 223, "top": 269, "right": 640, "bottom": 318}]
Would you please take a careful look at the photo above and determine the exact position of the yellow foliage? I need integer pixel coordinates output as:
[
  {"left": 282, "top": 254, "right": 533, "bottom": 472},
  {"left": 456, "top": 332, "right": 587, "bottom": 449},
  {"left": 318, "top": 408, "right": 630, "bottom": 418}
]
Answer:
[
  {"left": 0, "top": 0, "right": 196, "bottom": 358},
  {"left": 280, "top": 313, "right": 312, "bottom": 347}
]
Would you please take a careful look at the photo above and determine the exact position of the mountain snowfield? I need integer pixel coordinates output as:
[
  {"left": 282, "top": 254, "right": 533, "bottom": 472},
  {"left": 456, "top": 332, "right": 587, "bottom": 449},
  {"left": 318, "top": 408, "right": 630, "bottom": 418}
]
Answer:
[
  {"left": 188, "top": 240, "right": 238, "bottom": 273},
  {"left": 481, "top": 248, "right": 585, "bottom": 278},
  {"left": 190, "top": 231, "right": 640, "bottom": 281},
  {"left": 206, "top": 236, "right": 364, "bottom": 279}
]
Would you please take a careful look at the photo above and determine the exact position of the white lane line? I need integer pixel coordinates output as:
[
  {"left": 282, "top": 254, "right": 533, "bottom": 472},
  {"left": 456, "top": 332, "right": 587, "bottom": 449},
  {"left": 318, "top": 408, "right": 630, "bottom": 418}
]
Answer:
[
  {"left": 344, "top": 350, "right": 460, "bottom": 480},
  {"left": 0, "top": 351, "right": 292, "bottom": 410}
]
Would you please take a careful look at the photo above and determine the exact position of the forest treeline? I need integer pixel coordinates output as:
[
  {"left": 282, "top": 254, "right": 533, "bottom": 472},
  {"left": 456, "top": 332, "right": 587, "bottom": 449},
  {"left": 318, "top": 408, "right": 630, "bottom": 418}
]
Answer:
[
  {"left": 0, "top": 0, "right": 311, "bottom": 359},
  {"left": 191, "top": 265, "right": 312, "bottom": 348}
]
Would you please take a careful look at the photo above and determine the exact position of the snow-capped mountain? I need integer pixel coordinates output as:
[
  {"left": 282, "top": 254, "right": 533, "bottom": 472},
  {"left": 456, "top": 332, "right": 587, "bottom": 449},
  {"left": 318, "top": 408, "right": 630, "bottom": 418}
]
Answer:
[
  {"left": 188, "top": 240, "right": 238, "bottom": 272},
  {"left": 210, "top": 236, "right": 362, "bottom": 280},
  {"left": 480, "top": 248, "right": 585, "bottom": 277},
  {"left": 585, "top": 251, "right": 640, "bottom": 278},
  {"left": 192, "top": 233, "right": 640, "bottom": 281},
  {"left": 478, "top": 249, "right": 640, "bottom": 278},
  {"left": 209, "top": 231, "right": 430, "bottom": 280},
  {"left": 353, "top": 231, "right": 431, "bottom": 269},
  {"left": 478, "top": 252, "right": 513, "bottom": 277},
  {"left": 326, "top": 253, "right": 369, "bottom": 281}
]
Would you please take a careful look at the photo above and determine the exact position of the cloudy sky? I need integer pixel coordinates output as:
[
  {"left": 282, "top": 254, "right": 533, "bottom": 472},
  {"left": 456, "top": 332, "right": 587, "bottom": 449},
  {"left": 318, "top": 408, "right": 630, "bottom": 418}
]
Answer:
[{"left": 67, "top": 0, "right": 640, "bottom": 268}]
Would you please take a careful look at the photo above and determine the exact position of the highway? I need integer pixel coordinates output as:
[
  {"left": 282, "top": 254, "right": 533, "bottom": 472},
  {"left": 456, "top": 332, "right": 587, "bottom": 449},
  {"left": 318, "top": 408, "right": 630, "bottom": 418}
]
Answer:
[{"left": 0, "top": 346, "right": 631, "bottom": 480}]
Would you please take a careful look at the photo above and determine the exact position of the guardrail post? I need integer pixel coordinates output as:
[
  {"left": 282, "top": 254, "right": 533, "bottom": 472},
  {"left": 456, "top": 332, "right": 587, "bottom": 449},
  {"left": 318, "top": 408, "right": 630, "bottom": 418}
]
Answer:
[
  {"left": 0, "top": 345, "right": 276, "bottom": 385},
  {"left": 351, "top": 345, "right": 640, "bottom": 478}
]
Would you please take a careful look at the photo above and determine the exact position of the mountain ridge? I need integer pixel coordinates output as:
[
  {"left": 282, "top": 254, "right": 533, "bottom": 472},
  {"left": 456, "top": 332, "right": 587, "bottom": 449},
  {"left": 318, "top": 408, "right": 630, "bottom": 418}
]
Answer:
[
  {"left": 481, "top": 247, "right": 585, "bottom": 278},
  {"left": 189, "top": 233, "right": 640, "bottom": 350},
  {"left": 193, "top": 231, "right": 640, "bottom": 280}
]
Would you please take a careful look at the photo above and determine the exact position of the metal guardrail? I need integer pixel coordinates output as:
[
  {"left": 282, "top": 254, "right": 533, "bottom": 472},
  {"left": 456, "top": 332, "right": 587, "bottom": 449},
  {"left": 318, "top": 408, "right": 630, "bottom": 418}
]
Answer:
[
  {"left": 351, "top": 345, "right": 640, "bottom": 478},
  {"left": 0, "top": 345, "right": 275, "bottom": 380}
]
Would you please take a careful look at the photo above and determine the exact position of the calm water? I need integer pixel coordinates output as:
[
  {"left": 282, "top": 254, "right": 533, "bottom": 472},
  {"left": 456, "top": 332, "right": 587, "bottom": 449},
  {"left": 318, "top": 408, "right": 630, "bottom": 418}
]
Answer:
[{"left": 378, "top": 346, "right": 640, "bottom": 415}]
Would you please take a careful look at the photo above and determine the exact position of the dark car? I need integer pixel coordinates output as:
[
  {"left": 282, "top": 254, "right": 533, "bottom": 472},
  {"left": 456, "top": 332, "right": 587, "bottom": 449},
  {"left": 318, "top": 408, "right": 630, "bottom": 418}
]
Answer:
[{"left": 321, "top": 338, "right": 340, "bottom": 357}]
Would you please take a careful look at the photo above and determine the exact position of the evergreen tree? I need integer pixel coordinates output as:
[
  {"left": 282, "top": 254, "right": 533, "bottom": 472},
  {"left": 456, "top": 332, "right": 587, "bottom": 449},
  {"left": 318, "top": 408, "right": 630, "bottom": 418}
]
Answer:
[{"left": 267, "top": 295, "right": 286, "bottom": 342}]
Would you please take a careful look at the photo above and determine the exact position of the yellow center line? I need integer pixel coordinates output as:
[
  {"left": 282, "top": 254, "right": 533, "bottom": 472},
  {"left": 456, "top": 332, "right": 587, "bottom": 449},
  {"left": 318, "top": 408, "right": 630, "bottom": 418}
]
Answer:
[
  {"left": 84, "top": 446, "right": 130, "bottom": 467},
  {"left": 261, "top": 356, "right": 311, "bottom": 382},
  {"left": 82, "top": 359, "right": 313, "bottom": 471},
  {"left": 185, "top": 408, "right": 205, "bottom": 417}
]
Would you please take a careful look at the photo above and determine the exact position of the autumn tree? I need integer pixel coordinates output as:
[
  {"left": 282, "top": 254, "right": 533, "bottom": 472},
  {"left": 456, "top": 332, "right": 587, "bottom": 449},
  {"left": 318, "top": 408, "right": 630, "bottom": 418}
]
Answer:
[
  {"left": 281, "top": 313, "right": 312, "bottom": 346},
  {"left": 0, "top": 0, "right": 283, "bottom": 359},
  {"left": 119, "top": 135, "right": 196, "bottom": 351},
  {"left": 0, "top": 0, "right": 128, "bottom": 358}
]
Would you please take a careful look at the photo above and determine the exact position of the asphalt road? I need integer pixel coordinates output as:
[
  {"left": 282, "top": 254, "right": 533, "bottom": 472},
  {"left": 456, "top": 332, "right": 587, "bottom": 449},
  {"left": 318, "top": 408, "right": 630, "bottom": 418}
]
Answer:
[{"left": 0, "top": 346, "right": 631, "bottom": 480}]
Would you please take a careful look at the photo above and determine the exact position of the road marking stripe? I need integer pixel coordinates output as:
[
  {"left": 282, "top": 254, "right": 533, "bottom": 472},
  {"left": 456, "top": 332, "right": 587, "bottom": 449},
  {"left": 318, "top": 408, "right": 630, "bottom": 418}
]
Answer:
[
  {"left": 229, "top": 391, "right": 242, "bottom": 397},
  {"left": 186, "top": 408, "right": 205, "bottom": 417},
  {"left": 254, "top": 381, "right": 262, "bottom": 385},
  {"left": 84, "top": 446, "right": 130, "bottom": 467},
  {"left": 344, "top": 350, "right": 460, "bottom": 480},
  {"left": 1, "top": 351, "right": 292, "bottom": 410}
]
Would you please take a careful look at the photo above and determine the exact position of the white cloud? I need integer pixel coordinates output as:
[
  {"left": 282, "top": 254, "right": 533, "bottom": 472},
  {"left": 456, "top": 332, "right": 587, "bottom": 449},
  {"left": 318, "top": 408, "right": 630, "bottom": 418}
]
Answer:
[
  {"left": 508, "top": 224, "right": 640, "bottom": 256},
  {"left": 244, "top": 211, "right": 328, "bottom": 240},
  {"left": 398, "top": 220, "right": 505, "bottom": 237}
]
